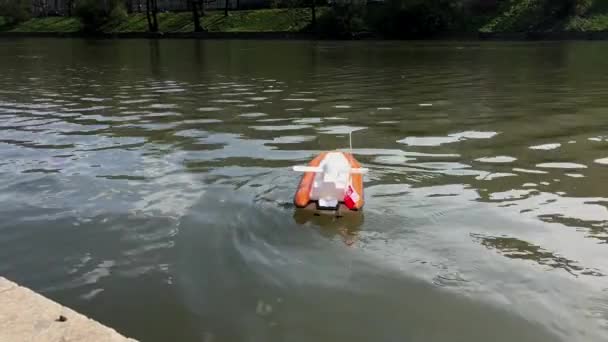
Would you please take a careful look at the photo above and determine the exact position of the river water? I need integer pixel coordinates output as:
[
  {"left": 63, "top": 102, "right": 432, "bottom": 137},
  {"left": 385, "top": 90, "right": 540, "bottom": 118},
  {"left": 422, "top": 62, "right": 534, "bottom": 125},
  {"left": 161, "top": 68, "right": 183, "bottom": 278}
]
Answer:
[{"left": 0, "top": 38, "right": 607, "bottom": 342}]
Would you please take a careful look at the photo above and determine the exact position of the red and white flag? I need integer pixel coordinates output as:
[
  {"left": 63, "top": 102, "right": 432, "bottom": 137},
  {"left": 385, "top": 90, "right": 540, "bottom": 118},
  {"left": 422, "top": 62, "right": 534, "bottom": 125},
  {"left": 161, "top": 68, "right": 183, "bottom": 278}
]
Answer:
[{"left": 343, "top": 185, "right": 360, "bottom": 209}]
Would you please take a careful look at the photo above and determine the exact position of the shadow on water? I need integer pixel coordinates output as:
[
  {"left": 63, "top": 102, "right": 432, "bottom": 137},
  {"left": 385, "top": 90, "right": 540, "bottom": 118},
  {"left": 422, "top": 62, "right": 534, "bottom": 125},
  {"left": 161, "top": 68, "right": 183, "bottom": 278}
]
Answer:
[
  {"left": 471, "top": 233, "right": 605, "bottom": 277},
  {"left": 293, "top": 205, "right": 364, "bottom": 246},
  {"left": 174, "top": 189, "right": 560, "bottom": 342}
]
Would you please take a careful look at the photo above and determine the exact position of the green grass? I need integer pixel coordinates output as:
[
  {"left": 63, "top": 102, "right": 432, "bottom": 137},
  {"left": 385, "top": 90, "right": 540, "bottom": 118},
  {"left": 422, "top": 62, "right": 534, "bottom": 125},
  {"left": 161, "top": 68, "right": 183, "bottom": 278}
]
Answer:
[
  {"left": 101, "top": 12, "right": 193, "bottom": 33},
  {"left": 1, "top": 3, "right": 606, "bottom": 35},
  {"left": 565, "top": 1, "right": 608, "bottom": 31},
  {"left": 480, "top": 0, "right": 544, "bottom": 32},
  {"left": 8, "top": 16, "right": 81, "bottom": 32},
  {"left": 480, "top": 0, "right": 608, "bottom": 33},
  {"left": 202, "top": 8, "right": 318, "bottom": 32},
  {"left": 0, "top": 8, "right": 319, "bottom": 34},
  {"left": 566, "top": 13, "right": 608, "bottom": 31}
]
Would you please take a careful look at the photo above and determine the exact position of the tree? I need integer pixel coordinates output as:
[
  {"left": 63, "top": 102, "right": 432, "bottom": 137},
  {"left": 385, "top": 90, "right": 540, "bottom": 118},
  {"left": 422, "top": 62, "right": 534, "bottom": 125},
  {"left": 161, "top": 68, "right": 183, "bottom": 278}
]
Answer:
[
  {"left": 125, "top": 0, "right": 134, "bottom": 13},
  {"left": 311, "top": 0, "right": 316, "bottom": 30},
  {"left": 74, "top": 0, "right": 127, "bottom": 32},
  {"left": 67, "top": 0, "right": 74, "bottom": 15},
  {"left": 190, "top": 0, "right": 204, "bottom": 32},
  {"left": 0, "top": 0, "right": 30, "bottom": 24},
  {"left": 31, "top": 0, "right": 49, "bottom": 16},
  {"left": 146, "top": 0, "right": 158, "bottom": 32},
  {"left": 224, "top": 0, "right": 229, "bottom": 16}
]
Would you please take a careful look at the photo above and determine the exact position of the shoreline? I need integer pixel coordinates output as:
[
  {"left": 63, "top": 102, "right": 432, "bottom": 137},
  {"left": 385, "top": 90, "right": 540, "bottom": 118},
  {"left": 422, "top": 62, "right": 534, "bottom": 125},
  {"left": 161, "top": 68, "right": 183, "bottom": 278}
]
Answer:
[
  {"left": 1, "top": 30, "right": 608, "bottom": 41},
  {"left": 0, "top": 276, "right": 136, "bottom": 342}
]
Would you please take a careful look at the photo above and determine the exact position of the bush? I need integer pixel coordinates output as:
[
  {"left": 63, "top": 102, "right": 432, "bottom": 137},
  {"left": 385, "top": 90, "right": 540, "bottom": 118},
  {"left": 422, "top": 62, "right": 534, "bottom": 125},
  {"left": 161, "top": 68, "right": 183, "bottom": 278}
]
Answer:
[
  {"left": 0, "top": 0, "right": 31, "bottom": 24},
  {"left": 74, "top": 0, "right": 126, "bottom": 32},
  {"left": 318, "top": 0, "right": 367, "bottom": 37},
  {"left": 368, "top": 0, "right": 461, "bottom": 38},
  {"left": 74, "top": 0, "right": 106, "bottom": 32},
  {"left": 107, "top": 2, "right": 128, "bottom": 26}
]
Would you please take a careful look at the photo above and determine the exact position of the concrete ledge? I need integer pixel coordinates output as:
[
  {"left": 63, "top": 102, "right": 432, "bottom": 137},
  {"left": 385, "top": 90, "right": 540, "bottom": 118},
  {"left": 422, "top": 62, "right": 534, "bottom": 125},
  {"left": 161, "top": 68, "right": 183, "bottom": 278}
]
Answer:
[{"left": 0, "top": 277, "right": 136, "bottom": 342}]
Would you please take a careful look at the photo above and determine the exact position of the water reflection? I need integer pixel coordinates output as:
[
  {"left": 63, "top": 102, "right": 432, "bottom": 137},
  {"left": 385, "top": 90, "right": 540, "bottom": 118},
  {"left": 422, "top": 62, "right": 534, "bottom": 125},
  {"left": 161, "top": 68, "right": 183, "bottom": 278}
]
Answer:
[
  {"left": 472, "top": 233, "right": 604, "bottom": 277},
  {"left": 293, "top": 206, "right": 364, "bottom": 246},
  {"left": 0, "top": 39, "right": 608, "bottom": 342}
]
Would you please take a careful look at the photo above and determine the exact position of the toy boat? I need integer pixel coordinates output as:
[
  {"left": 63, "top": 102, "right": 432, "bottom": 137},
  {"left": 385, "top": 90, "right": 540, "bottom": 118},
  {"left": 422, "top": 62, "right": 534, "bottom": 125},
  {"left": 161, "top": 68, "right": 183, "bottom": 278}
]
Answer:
[{"left": 293, "top": 151, "right": 367, "bottom": 211}]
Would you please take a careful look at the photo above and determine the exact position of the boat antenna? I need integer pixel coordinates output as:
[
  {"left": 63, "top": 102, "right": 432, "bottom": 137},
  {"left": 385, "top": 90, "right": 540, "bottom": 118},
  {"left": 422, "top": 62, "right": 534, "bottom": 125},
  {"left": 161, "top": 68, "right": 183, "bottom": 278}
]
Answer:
[{"left": 349, "top": 130, "right": 353, "bottom": 152}]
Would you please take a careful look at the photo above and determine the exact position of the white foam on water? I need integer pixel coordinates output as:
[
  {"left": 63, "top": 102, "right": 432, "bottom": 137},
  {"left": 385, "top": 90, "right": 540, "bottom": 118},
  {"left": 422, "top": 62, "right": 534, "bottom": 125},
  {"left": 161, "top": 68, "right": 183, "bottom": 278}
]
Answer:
[
  {"left": 513, "top": 168, "right": 548, "bottom": 174},
  {"left": 397, "top": 131, "right": 498, "bottom": 146},
  {"left": 317, "top": 125, "right": 367, "bottom": 135},
  {"left": 270, "top": 135, "right": 316, "bottom": 144},
  {"left": 155, "top": 88, "right": 185, "bottom": 93},
  {"left": 283, "top": 98, "right": 318, "bottom": 102},
  {"left": 373, "top": 155, "right": 415, "bottom": 165},
  {"left": 238, "top": 113, "right": 267, "bottom": 118},
  {"left": 256, "top": 118, "right": 291, "bottom": 123},
  {"left": 251, "top": 124, "right": 312, "bottom": 131},
  {"left": 565, "top": 173, "right": 585, "bottom": 178},
  {"left": 419, "top": 103, "right": 433, "bottom": 107},
  {"left": 197, "top": 107, "right": 222, "bottom": 112},
  {"left": 475, "top": 173, "right": 517, "bottom": 181},
  {"left": 120, "top": 99, "right": 152, "bottom": 104},
  {"left": 451, "top": 131, "right": 498, "bottom": 139},
  {"left": 489, "top": 189, "right": 534, "bottom": 201},
  {"left": 293, "top": 118, "right": 322, "bottom": 124},
  {"left": 475, "top": 156, "right": 517, "bottom": 163},
  {"left": 397, "top": 136, "right": 461, "bottom": 146},
  {"left": 81, "top": 97, "right": 108, "bottom": 102},
  {"left": 536, "top": 163, "right": 588, "bottom": 169},
  {"left": 595, "top": 158, "right": 608, "bottom": 165},
  {"left": 529, "top": 143, "right": 561, "bottom": 150},
  {"left": 333, "top": 105, "right": 351, "bottom": 109},
  {"left": 147, "top": 103, "right": 179, "bottom": 109},
  {"left": 182, "top": 119, "right": 223, "bottom": 124},
  {"left": 211, "top": 99, "right": 244, "bottom": 103}
]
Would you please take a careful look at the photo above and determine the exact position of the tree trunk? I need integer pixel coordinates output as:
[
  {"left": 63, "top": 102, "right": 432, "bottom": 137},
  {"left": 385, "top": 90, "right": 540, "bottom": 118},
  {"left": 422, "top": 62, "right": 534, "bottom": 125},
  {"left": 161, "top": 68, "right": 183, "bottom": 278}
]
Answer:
[
  {"left": 67, "top": 0, "right": 73, "bottom": 16},
  {"left": 151, "top": 0, "right": 159, "bottom": 32},
  {"left": 146, "top": 0, "right": 153, "bottom": 31},
  {"left": 236, "top": 0, "right": 240, "bottom": 10},
  {"left": 311, "top": 0, "right": 316, "bottom": 30},
  {"left": 42, "top": 0, "right": 49, "bottom": 16},
  {"left": 224, "top": 0, "right": 229, "bottom": 16},
  {"left": 191, "top": 0, "right": 203, "bottom": 32}
]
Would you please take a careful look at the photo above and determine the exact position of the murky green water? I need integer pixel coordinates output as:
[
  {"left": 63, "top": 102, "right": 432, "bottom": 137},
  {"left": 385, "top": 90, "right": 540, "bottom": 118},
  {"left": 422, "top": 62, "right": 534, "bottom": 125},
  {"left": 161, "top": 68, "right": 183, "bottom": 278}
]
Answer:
[{"left": 1, "top": 38, "right": 608, "bottom": 341}]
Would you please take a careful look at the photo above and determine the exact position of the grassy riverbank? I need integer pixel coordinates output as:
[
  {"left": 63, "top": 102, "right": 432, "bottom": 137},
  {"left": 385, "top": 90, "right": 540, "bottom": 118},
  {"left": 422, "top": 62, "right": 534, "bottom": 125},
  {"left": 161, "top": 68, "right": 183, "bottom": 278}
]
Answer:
[
  {"left": 1, "top": 1, "right": 607, "bottom": 37},
  {"left": 0, "top": 8, "right": 318, "bottom": 34},
  {"left": 481, "top": 0, "right": 608, "bottom": 33}
]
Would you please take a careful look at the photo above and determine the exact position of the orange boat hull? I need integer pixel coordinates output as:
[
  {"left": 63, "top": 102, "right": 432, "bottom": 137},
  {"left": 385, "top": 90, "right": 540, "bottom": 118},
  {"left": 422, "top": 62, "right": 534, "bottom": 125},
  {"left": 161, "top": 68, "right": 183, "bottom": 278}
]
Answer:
[{"left": 293, "top": 152, "right": 364, "bottom": 211}]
